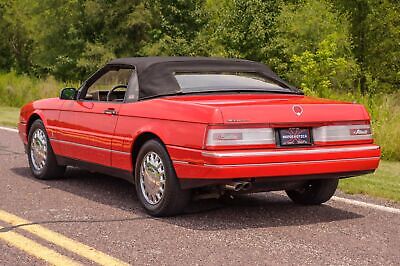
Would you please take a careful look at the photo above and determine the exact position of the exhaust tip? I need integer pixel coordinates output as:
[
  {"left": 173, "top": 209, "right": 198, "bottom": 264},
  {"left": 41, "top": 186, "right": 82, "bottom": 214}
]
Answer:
[
  {"left": 223, "top": 182, "right": 251, "bottom": 192},
  {"left": 233, "top": 183, "right": 244, "bottom": 191},
  {"left": 242, "top": 182, "right": 252, "bottom": 191}
]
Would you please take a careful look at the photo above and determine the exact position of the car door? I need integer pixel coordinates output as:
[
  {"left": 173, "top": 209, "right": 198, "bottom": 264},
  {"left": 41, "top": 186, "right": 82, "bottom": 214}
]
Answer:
[{"left": 56, "top": 65, "right": 134, "bottom": 167}]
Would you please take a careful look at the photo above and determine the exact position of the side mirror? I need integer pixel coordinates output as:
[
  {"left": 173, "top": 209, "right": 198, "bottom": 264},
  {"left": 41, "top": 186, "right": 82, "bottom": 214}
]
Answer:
[{"left": 60, "top": 88, "right": 77, "bottom": 100}]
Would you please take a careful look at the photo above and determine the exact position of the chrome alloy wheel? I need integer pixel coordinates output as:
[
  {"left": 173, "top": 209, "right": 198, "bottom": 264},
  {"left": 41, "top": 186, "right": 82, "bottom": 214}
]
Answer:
[
  {"left": 139, "top": 151, "right": 166, "bottom": 205},
  {"left": 30, "top": 128, "right": 48, "bottom": 171}
]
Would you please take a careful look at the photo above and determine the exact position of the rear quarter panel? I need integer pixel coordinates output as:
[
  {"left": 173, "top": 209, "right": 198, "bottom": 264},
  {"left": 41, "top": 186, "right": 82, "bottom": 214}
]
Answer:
[{"left": 111, "top": 99, "right": 223, "bottom": 171}]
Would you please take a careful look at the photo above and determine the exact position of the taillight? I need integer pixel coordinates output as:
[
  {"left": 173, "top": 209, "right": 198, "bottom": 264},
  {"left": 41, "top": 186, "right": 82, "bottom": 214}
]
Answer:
[
  {"left": 206, "top": 127, "right": 275, "bottom": 148},
  {"left": 313, "top": 123, "right": 373, "bottom": 144}
]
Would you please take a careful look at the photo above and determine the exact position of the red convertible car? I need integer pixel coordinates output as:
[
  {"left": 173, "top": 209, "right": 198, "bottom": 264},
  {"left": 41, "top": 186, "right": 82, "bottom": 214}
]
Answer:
[{"left": 18, "top": 57, "right": 380, "bottom": 216}]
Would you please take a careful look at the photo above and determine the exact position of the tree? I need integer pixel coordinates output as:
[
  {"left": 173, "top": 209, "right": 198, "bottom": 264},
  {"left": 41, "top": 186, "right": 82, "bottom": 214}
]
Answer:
[
  {"left": 27, "top": 0, "right": 87, "bottom": 80},
  {"left": 0, "top": 0, "right": 33, "bottom": 73},
  {"left": 206, "top": 0, "right": 281, "bottom": 61},
  {"left": 140, "top": 0, "right": 208, "bottom": 56},
  {"left": 332, "top": 0, "right": 369, "bottom": 93},
  {"left": 266, "top": 0, "right": 359, "bottom": 96},
  {"left": 332, "top": 0, "right": 400, "bottom": 93},
  {"left": 77, "top": 0, "right": 152, "bottom": 74},
  {"left": 363, "top": 0, "right": 400, "bottom": 92},
  {"left": 0, "top": 0, "right": 398, "bottom": 93},
  {"left": 26, "top": 0, "right": 152, "bottom": 80}
]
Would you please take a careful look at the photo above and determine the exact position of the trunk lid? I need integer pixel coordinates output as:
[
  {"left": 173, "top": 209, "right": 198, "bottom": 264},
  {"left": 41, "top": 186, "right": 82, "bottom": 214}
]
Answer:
[{"left": 164, "top": 94, "right": 369, "bottom": 125}]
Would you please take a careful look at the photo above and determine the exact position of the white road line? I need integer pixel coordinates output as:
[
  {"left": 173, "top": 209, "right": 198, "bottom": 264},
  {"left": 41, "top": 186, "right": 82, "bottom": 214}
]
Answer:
[
  {"left": 1, "top": 125, "right": 398, "bottom": 214},
  {"left": 332, "top": 196, "right": 400, "bottom": 214},
  {"left": 0, "top": 126, "right": 18, "bottom": 133}
]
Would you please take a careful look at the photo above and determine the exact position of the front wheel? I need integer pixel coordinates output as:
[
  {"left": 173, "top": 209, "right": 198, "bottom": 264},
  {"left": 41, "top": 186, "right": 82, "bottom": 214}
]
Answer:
[
  {"left": 286, "top": 179, "right": 338, "bottom": 205},
  {"left": 134, "top": 139, "right": 191, "bottom": 217},
  {"left": 27, "top": 120, "right": 65, "bottom": 179}
]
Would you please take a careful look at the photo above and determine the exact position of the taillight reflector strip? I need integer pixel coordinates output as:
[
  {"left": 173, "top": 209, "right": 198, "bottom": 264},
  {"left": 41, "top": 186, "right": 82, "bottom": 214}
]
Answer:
[
  {"left": 206, "top": 128, "right": 275, "bottom": 147},
  {"left": 313, "top": 124, "right": 372, "bottom": 142}
]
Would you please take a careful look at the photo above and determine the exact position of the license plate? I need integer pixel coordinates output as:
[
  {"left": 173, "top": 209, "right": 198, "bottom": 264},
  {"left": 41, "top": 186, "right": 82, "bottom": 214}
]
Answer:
[{"left": 278, "top": 128, "right": 312, "bottom": 146}]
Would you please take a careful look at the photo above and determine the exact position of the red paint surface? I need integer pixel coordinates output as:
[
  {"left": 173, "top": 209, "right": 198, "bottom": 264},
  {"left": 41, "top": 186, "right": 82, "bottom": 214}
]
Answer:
[{"left": 18, "top": 93, "right": 380, "bottom": 182}]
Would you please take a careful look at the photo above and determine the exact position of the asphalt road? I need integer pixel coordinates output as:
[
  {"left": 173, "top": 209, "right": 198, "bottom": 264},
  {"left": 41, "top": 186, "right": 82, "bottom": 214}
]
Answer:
[{"left": 0, "top": 128, "right": 399, "bottom": 265}]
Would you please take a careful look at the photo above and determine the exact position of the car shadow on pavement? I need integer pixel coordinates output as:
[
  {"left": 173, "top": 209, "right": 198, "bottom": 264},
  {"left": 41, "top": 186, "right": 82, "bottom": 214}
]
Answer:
[{"left": 11, "top": 166, "right": 363, "bottom": 230}]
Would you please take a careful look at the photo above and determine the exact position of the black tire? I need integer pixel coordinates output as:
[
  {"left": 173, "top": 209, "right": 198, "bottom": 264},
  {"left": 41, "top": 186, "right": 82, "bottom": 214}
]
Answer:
[
  {"left": 134, "top": 139, "right": 191, "bottom": 217},
  {"left": 285, "top": 179, "right": 338, "bottom": 205},
  {"left": 27, "top": 120, "right": 65, "bottom": 179}
]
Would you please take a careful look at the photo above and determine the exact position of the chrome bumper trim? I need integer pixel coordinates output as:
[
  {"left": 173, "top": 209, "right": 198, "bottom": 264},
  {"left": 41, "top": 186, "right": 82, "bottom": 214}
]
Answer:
[
  {"left": 202, "top": 145, "right": 380, "bottom": 158},
  {"left": 202, "top": 157, "right": 380, "bottom": 168}
]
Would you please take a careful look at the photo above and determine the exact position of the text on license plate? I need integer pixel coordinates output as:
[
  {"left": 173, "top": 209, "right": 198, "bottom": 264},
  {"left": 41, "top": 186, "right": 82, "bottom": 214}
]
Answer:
[{"left": 278, "top": 128, "right": 312, "bottom": 146}]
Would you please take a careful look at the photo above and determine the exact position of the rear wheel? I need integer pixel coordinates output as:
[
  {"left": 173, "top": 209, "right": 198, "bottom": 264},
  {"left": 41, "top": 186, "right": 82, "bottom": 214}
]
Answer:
[
  {"left": 27, "top": 120, "right": 65, "bottom": 179},
  {"left": 286, "top": 179, "right": 338, "bottom": 205},
  {"left": 134, "top": 139, "right": 191, "bottom": 216}
]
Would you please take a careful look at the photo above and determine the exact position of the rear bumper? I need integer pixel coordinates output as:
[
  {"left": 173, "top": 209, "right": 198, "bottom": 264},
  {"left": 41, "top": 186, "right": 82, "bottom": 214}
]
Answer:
[{"left": 167, "top": 144, "right": 380, "bottom": 183}]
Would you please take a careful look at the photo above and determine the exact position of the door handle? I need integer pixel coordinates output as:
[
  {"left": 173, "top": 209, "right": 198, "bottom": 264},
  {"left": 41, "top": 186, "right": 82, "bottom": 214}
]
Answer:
[{"left": 104, "top": 108, "right": 117, "bottom": 115}]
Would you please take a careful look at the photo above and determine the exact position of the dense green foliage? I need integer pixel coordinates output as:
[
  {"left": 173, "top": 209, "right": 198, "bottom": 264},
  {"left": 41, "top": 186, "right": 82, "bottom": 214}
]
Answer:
[
  {"left": 266, "top": 0, "right": 359, "bottom": 96},
  {"left": 0, "top": 0, "right": 399, "bottom": 92},
  {"left": 0, "top": 71, "right": 76, "bottom": 107},
  {"left": 333, "top": 0, "right": 400, "bottom": 93}
]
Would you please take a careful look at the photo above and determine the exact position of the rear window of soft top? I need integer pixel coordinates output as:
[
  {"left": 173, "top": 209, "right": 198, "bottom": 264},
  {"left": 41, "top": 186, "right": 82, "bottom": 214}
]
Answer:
[{"left": 174, "top": 72, "right": 290, "bottom": 93}]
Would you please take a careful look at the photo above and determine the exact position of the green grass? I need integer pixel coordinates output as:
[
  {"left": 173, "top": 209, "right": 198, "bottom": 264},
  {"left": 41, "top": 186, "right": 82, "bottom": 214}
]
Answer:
[
  {"left": 0, "top": 106, "right": 19, "bottom": 127},
  {"left": 339, "top": 160, "right": 400, "bottom": 202},
  {"left": 0, "top": 71, "right": 77, "bottom": 108}
]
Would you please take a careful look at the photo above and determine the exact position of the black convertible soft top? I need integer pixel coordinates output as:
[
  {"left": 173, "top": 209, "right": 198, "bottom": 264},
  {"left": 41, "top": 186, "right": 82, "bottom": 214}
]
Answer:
[{"left": 108, "top": 57, "right": 301, "bottom": 99}]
